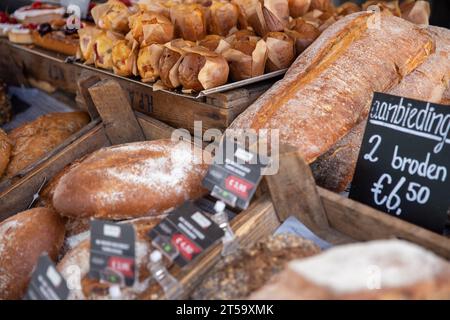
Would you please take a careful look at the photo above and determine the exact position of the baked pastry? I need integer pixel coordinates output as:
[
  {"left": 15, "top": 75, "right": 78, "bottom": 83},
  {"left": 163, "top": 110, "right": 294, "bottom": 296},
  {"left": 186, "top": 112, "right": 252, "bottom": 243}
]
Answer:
[
  {"left": 0, "top": 11, "right": 18, "bottom": 37},
  {"left": 0, "top": 208, "right": 65, "bottom": 300},
  {"left": 191, "top": 234, "right": 320, "bottom": 300},
  {"left": 129, "top": 11, "right": 174, "bottom": 46},
  {"left": 5, "top": 112, "right": 90, "bottom": 178},
  {"left": 0, "top": 129, "right": 11, "bottom": 178},
  {"left": 400, "top": 0, "right": 430, "bottom": 25},
  {"left": 52, "top": 139, "right": 208, "bottom": 220},
  {"left": 8, "top": 26, "right": 33, "bottom": 44},
  {"left": 232, "top": 0, "right": 268, "bottom": 36},
  {"left": 311, "top": 25, "right": 450, "bottom": 192},
  {"left": 0, "top": 81, "right": 12, "bottom": 125},
  {"left": 78, "top": 25, "right": 103, "bottom": 64},
  {"left": 178, "top": 46, "right": 229, "bottom": 91},
  {"left": 159, "top": 39, "right": 195, "bottom": 89},
  {"left": 32, "top": 22, "right": 80, "bottom": 56},
  {"left": 262, "top": 0, "right": 290, "bottom": 32},
  {"left": 137, "top": 43, "right": 165, "bottom": 82},
  {"left": 336, "top": 2, "right": 360, "bottom": 16},
  {"left": 229, "top": 12, "right": 433, "bottom": 164},
  {"left": 170, "top": 3, "right": 207, "bottom": 42},
  {"left": 93, "top": 31, "right": 124, "bottom": 70},
  {"left": 112, "top": 38, "right": 139, "bottom": 77},
  {"left": 206, "top": 1, "right": 239, "bottom": 37},
  {"left": 57, "top": 215, "right": 167, "bottom": 300},
  {"left": 285, "top": 18, "right": 321, "bottom": 54},
  {"left": 198, "top": 35, "right": 231, "bottom": 54},
  {"left": 13, "top": 2, "right": 65, "bottom": 25},
  {"left": 309, "top": 0, "right": 334, "bottom": 13},
  {"left": 250, "top": 240, "right": 450, "bottom": 299},
  {"left": 264, "top": 32, "right": 295, "bottom": 72},
  {"left": 222, "top": 36, "right": 268, "bottom": 81},
  {"left": 288, "top": 0, "right": 312, "bottom": 18},
  {"left": 91, "top": 0, "right": 131, "bottom": 34}
]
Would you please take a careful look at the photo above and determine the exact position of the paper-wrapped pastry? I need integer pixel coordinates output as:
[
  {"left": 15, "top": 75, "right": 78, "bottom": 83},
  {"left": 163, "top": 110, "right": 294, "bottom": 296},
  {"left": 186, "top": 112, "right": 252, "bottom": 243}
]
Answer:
[
  {"left": 137, "top": 43, "right": 165, "bottom": 82},
  {"left": 336, "top": 2, "right": 360, "bottom": 16},
  {"left": 159, "top": 39, "right": 195, "bottom": 89},
  {"left": 78, "top": 26, "right": 103, "bottom": 64},
  {"left": 309, "top": 0, "right": 334, "bottom": 13},
  {"left": 232, "top": 0, "right": 268, "bottom": 36},
  {"left": 91, "top": 0, "right": 131, "bottom": 34},
  {"left": 112, "top": 38, "right": 139, "bottom": 76},
  {"left": 93, "top": 31, "right": 124, "bottom": 70},
  {"left": 138, "top": 0, "right": 175, "bottom": 18},
  {"left": 226, "top": 29, "right": 257, "bottom": 44},
  {"left": 170, "top": 3, "right": 207, "bottom": 42},
  {"left": 362, "top": 1, "right": 401, "bottom": 17},
  {"left": 129, "top": 11, "right": 174, "bottom": 46},
  {"left": 222, "top": 37, "right": 268, "bottom": 81},
  {"left": 264, "top": 32, "right": 294, "bottom": 72},
  {"left": 206, "top": 1, "right": 239, "bottom": 36},
  {"left": 301, "top": 9, "right": 323, "bottom": 27},
  {"left": 288, "top": 0, "right": 311, "bottom": 18},
  {"left": 178, "top": 46, "right": 229, "bottom": 91},
  {"left": 400, "top": 0, "right": 430, "bottom": 25},
  {"left": 198, "top": 35, "right": 231, "bottom": 54},
  {"left": 263, "top": 0, "right": 290, "bottom": 32},
  {"left": 285, "top": 18, "right": 320, "bottom": 54}
]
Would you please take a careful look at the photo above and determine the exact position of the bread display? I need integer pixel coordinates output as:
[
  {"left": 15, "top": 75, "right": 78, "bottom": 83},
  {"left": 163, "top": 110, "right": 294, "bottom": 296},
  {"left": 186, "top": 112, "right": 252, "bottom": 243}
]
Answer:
[
  {"left": 0, "top": 208, "right": 65, "bottom": 300},
  {"left": 5, "top": 112, "right": 90, "bottom": 178},
  {"left": 250, "top": 240, "right": 450, "bottom": 299},
  {"left": 229, "top": 12, "right": 434, "bottom": 164},
  {"left": 311, "top": 25, "right": 450, "bottom": 192},
  {"left": 192, "top": 234, "right": 320, "bottom": 300},
  {"left": 0, "top": 129, "right": 11, "bottom": 178},
  {"left": 52, "top": 139, "right": 208, "bottom": 220},
  {"left": 264, "top": 32, "right": 295, "bottom": 72},
  {"left": 57, "top": 216, "right": 166, "bottom": 300}
]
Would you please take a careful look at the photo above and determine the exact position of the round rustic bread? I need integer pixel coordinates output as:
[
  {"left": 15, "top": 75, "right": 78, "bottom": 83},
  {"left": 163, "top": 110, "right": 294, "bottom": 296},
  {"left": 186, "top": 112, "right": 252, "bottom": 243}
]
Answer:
[
  {"left": 191, "top": 234, "right": 321, "bottom": 300},
  {"left": 5, "top": 112, "right": 90, "bottom": 178},
  {"left": 52, "top": 139, "right": 208, "bottom": 220},
  {"left": 0, "top": 128, "right": 11, "bottom": 178},
  {"left": 0, "top": 207, "right": 65, "bottom": 300}
]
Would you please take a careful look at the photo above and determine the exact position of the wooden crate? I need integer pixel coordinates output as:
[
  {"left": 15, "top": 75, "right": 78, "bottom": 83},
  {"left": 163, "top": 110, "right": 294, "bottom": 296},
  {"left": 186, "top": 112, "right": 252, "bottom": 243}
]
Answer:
[{"left": 0, "top": 40, "right": 272, "bottom": 133}]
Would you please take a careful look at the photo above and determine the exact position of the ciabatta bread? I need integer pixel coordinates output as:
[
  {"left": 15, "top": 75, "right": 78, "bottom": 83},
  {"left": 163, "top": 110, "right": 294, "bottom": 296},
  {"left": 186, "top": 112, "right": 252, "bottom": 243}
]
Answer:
[
  {"left": 250, "top": 240, "right": 450, "bottom": 300},
  {"left": 312, "top": 26, "right": 450, "bottom": 192},
  {"left": 52, "top": 140, "right": 208, "bottom": 220},
  {"left": 0, "top": 208, "right": 65, "bottom": 300},
  {"left": 229, "top": 12, "right": 433, "bottom": 163}
]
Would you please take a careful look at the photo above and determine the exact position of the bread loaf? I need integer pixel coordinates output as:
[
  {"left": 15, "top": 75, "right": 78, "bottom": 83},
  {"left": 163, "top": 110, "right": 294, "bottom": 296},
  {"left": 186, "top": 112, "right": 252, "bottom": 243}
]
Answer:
[
  {"left": 52, "top": 139, "right": 208, "bottom": 220},
  {"left": 57, "top": 216, "right": 165, "bottom": 300},
  {"left": 0, "top": 129, "right": 11, "bottom": 178},
  {"left": 191, "top": 234, "right": 320, "bottom": 300},
  {"left": 5, "top": 112, "right": 90, "bottom": 178},
  {"left": 312, "top": 26, "right": 450, "bottom": 192},
  {"left": 0, "top": 208, "right": 65, "bottom": 300},
  {"left": 444, "top": 87, "right": 450, "bottom": 105},
  {"left": 250, "top": 240, "right": 450, "bottom": 299},
  {"left": 229, "top": 12, "right": 433, "bottom": 163}
]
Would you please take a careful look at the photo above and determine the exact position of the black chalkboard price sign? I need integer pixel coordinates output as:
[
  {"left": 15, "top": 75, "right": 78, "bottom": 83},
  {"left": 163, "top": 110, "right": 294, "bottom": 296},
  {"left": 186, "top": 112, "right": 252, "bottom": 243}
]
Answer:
[{"left": 350, "top": 92, "right": 450, "bottom": 234}]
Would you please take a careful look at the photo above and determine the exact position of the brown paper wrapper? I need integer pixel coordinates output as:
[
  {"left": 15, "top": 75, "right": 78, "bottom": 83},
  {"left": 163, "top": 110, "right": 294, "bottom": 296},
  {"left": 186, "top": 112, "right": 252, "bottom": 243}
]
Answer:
[
  {"left": 91, "top": 0, "right": 131, "bottom": 34},
  {"left": 78, "top": 26, "right": 103, "bottom": 64},
  {"left": 264, "top": 32, "right": 294, "bottom": 72},
  {"left": 400, "top": 0, "right": 430, "bottom": 26},
  {"left": 285, "top": 17, "right": 320, "bottom": 54},
  {"left": 137, "top": 43, "right": 165, "bottom": 82},
  {"left": 170, "top": 3, "right": 207, "bottom": 42},
  {"left": 129, "top": 11, "right": 174, "bottom": 46},
  {"left": 112, "top": 38, "right": 139, "bottom": 76},
  {"left": 93, "top": 31, "right": 124, "bottom": 70},
  {"left": 263, "top": 0, "right": 290, "bottom": 32},
  {"left": 159, "top": 39, "right": 195, "bottom": 89},
  {"left": 232, "top": 0, "right": 268, "bottom": 36},
  {"left": 205, "top": 1, "right": 239, "bottom": 37},
  {"left": 198, "top": 35, "right": 231, "bottom": 54},
  {"left": 288, "top": 0, "right": 311, "bottom": 18}
]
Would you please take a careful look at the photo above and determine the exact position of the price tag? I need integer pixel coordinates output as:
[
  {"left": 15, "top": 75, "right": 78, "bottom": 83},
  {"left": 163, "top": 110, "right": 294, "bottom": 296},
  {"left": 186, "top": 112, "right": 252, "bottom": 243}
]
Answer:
[
  {"left": 24, "top": 254, "right": 69, "bottom": 300},
  {"left": 350, "top": 93, "right": 450, "bottom": 233},
  {"left": 202, "top": 138, "right": 267, "bottom": 210},
  {"left": 89, "top": 220, "right": 136, "bottom": 287},
  {"left": 148, "top": 201, "right": 225, "bottom": 267}
]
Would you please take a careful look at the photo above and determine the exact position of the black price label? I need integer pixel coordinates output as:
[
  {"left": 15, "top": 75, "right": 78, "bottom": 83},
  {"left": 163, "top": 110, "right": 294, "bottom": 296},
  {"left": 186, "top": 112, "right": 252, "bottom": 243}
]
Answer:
[
  {"left": 350, "top": 93, "right": 450, "bottom": 233},
  {"left": 149, "top": 201, "right": 225, "bottom": 267},
  {"left": 24, "top": 254, "right": 69, "bottom": 300},
  {"left": 89, "top": 220, "right": 136, "bottom": 287},
  {"left": 202, "top": 138, "right": 267, "bottom": 210}
]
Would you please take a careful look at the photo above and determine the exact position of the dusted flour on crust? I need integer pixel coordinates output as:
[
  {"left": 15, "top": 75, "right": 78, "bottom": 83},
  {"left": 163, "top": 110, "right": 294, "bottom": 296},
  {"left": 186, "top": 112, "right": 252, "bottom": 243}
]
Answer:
[
  {"left": 250, "top": 240, "right": 450, "bottom": 300},
  {"left": 52, "top": 139, "right": 208, "bottom": 220}
]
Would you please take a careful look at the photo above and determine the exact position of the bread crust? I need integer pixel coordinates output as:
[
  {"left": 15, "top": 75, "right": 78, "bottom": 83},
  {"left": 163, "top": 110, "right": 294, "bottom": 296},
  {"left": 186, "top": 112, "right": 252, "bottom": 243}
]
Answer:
[
  {"left": 0, "top": 208, "right": 65, "bottom": 300},
  {"left": 0, "top": 129, "right": 11, "bottom": 178}
]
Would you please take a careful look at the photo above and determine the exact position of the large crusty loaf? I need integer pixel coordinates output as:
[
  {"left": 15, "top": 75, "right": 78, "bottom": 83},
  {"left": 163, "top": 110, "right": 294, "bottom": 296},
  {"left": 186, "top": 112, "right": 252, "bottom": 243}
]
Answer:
[
  {"left": 57, "top": 216, "right": 166, "bottom": 300},
  {"left": 229, "top": 12, "right": 433, "bottom": 163},
  {"left": 0, "top": 208, "right": 65, "bottom": 300},
  {"left": 52, "top": 139, "right": 208, "bottom": 220},
  {"left": 191, "top": 234, "right": 320, "bottom": 300},
  {"left": 0, "top": 129, "right": 11, "bottom": 178},
  {"left": 443, "top": 87, "right": 450, "bottom": 105},
  {"left": 311, "top": 25, "right": 450, "bottom": 192},
  {"left": 5, "top": 112, "right": 90, "bottom": 178},
  {"left": 250, "top": 240, "right": 450, "bottom": 300}
]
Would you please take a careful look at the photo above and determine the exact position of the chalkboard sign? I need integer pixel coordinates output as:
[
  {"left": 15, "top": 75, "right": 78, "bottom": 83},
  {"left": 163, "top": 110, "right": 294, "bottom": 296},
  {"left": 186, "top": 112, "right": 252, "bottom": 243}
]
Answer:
[{"left": 350, "top": 92, "right": 450, "bottom": 234}]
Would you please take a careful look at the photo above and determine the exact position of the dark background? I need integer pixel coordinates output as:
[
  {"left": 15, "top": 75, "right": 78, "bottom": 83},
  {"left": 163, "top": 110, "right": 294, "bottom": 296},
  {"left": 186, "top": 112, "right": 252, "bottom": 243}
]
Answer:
[{"left": 0, "top": 1, "right": 449, "bottom": 28}]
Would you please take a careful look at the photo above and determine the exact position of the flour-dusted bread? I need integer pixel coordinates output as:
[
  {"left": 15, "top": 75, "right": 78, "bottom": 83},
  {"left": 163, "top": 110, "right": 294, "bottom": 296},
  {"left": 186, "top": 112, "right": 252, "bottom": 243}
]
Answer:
[
  {"left": 0, "top": 128, "right": 11, "bottom": 178},
  {"left": 250, "top": 240, "right": 450, "bottom": 300},
  {"left": 52, "top": 139, "right": 208, "bottom": 220},
  {"left": 229, "top": 12, "right": 433, "bottom": 163},
  {"left": 192, "top": 234, "right": 320, "bottom": 300},
  {"left": 443, "top": 86, "right": 450, "bottom": 105},
  {"left": 0, "top": 208, "right": 65, "bottom": 300},
  {"left": 312, "top": 26, "right": 450, "bottom": 192},
  {"left": 5, "top": 112, "right": 90, "bottom": 178},
  {"left": 57, "top": 216, "right": 166, "bottom": 300}
]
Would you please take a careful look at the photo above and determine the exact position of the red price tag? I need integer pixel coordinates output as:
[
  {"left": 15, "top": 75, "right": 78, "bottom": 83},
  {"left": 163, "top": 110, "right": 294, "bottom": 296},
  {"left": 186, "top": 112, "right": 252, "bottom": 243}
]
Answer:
[
  {"left": 225, "top": 176, "right": 254, "bottom": 199},
  {"left": 108, "top": 257, "right": 134, "bottom": 278},
  {"left": 172, "top": 234, "right": 202, "bottom": 261}
]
